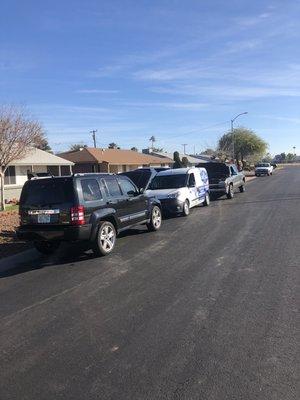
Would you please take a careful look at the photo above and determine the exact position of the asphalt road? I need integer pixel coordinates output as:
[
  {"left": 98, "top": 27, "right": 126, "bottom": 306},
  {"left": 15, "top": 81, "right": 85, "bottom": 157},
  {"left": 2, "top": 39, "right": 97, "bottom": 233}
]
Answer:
[{"left": 0, "top": 166, "right": 299, "bottom": 400}]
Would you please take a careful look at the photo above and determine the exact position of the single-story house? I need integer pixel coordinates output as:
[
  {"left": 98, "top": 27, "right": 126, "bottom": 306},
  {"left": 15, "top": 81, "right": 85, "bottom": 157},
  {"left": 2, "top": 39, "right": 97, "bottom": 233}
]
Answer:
[
  {"left": 142, "top": 149, "right": 207, "bottom": 165},
  {"left": 59, "top": 147, "right": 174, "bottom": 174},
  {"left": 1, "top": 147, "right": 74, "bottom": 201}
]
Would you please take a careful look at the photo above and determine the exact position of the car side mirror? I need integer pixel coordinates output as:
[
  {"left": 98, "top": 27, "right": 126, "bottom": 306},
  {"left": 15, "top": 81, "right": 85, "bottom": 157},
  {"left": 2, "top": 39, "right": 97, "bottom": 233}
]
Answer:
[
  {"left": 188, "top": 183, "right": 195, "bottom": 188},
  {"left": 127, "top": 190, "right": 136, "bottom": 197},
  {"left": 139, "top": 188, "right": 144, "bottom": 194}
]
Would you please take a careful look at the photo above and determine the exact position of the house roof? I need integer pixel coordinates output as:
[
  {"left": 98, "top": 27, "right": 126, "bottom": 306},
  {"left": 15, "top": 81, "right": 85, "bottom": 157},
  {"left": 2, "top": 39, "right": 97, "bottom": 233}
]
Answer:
[
  {"left": 59, "top": 147, "right": 174, "bottom": 165},
  {"left": 147, "top": 151, "right": 204, "bottom": 164},
  {"left": 9, "top": 147, "right": 74, "bottom": 166},
  {"left": 189, "top": 154, "right": 218, "bottom": 162}
]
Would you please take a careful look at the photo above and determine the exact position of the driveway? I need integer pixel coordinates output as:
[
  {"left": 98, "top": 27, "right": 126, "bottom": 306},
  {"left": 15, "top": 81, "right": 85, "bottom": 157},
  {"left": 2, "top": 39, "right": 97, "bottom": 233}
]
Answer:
[{"left": 0, "top": 166, "right": 299, "bottom": 400}]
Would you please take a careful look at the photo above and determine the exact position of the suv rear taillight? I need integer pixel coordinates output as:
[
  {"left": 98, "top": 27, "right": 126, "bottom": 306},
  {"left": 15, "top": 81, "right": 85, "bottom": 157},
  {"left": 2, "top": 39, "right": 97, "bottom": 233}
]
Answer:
[{"left": 70, "top": 206, "right": 85, "bottom": 225}]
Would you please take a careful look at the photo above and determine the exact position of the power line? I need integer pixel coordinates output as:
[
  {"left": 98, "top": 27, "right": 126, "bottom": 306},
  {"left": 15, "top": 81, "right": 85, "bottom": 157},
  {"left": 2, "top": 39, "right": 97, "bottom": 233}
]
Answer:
[{"left": 170, "top": 120, "right": 230, "bottom": 139}]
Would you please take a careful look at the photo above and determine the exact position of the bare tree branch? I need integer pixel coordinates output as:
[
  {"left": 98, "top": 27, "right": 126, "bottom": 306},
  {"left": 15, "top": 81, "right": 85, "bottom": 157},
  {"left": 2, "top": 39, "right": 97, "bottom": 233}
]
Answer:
[{"left": 0, "top": 105, "right": 45, "bottom": 210}]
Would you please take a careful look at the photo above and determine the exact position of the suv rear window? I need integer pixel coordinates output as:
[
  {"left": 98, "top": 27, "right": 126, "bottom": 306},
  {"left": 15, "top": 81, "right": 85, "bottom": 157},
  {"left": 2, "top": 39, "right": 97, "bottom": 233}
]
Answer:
[
  {"left": 121, "top": 170, "right": 152, "bottom": 189},
  {"left": 21, "top": 178, "right": 74, "bottom": 206},
  {"left": 81, "top": 179, "right": 102, "bottom": 201},
  {"left": 202, "top": 163, "right": 230, "bottom": 178}
]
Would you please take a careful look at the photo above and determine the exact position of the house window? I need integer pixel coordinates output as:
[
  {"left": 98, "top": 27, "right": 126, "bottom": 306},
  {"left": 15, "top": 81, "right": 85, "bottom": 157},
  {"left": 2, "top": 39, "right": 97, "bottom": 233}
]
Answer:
[
  {"left": 61, "top": 165, "right": 71, "bottom": 176},
  {"left": 4, "top": 166, "right": 16, "bottom": 185},
  {"left": 47, "top": 166, "right": 59, "bottom": 176}
]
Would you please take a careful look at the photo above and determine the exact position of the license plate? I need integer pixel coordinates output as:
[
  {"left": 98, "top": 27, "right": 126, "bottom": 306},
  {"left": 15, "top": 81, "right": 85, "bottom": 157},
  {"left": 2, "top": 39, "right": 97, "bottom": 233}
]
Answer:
[{"left": 38, "top": 214, "right": 51, "bottom": 224}]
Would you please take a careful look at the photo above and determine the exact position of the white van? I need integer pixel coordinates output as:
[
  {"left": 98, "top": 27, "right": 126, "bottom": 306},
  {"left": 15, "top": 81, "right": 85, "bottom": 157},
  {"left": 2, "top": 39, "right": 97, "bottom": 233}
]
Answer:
[{"left": 146, "top": 167, "right": 210, "bottom": 216}]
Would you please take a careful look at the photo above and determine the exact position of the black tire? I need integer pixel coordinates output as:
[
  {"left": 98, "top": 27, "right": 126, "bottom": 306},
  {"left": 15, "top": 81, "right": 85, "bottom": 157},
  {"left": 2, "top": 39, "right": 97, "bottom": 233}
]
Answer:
[
  {"left": 147, "top": 205, "right": 162, "bottom": 232},
  {"left": 239, "top": 185, "right": 245, "bottom": 193},
  {"left": 92, "top": 221, "right": 116, "bottom": 256},
  {"left": 226, "top": 184, "right": 234, "bottom": 199},
  {"left": 182, "top": 200, "right": 190, "bottom": 216},
  {"left": 34, "top": 240, "right": 60, "bottom": 255},
  {"left": 255, "top": 173, "right": 259, "bottom": 177},
  {"left": 203, "top": 192, "right": 210, "bottom": 206}
]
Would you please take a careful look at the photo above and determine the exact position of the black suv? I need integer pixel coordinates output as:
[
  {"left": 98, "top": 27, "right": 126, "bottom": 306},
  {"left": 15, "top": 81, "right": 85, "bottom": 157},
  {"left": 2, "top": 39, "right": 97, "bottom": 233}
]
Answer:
[
  {"left": 119, "top": 167, "right": 170, "bottom": 191},
  {"left": 17, "top": 174, "right": 162, "bottom": 256}
]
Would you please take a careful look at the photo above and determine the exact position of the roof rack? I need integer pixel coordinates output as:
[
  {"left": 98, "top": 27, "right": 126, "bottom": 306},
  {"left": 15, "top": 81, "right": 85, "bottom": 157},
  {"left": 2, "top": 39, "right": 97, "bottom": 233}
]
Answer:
[
  {"left": 30, "top": 175, "right": 55, "bottom": 180},
  {"left": 72, "top": 172, "right": 115, "bottom": 177}
]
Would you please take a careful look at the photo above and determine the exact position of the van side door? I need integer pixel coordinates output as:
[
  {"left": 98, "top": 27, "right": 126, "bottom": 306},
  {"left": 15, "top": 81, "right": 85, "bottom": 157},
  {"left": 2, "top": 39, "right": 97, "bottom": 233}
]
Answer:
[{"left": 187, "top": 172, "right": 199, "bottom": 206}]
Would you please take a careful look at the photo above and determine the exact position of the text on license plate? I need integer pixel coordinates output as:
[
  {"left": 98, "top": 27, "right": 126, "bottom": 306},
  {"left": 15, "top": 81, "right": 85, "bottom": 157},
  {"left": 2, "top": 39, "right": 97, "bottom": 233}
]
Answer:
[{"left": 38, "top": 214, "right": 51, "bottom": 223}]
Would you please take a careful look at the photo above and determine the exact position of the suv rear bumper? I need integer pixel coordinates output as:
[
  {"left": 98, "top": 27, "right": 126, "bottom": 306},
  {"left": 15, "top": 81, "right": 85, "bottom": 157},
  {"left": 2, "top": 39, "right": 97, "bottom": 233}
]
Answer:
[
  {"left": 255, "top": 170, "right": 269, "bottom": 175},
  {"left": 16, "top": 224, "right": 92, "bottom": 242},
  {"left": 209, "top": 183, "right": 227, "bottom": 193}
]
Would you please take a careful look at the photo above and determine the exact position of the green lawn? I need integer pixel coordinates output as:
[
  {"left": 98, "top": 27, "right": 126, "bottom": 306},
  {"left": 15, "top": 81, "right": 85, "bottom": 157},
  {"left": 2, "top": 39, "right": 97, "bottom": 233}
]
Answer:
[{"left": 0, "top": 204, "right": 19, "bottom": 213}]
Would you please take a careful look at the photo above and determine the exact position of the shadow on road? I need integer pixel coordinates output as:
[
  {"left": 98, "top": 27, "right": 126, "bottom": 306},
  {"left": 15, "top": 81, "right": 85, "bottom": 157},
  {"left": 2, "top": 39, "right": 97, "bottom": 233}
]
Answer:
[
  {"left": 215, "top": 196, "right": 300, "bottom": 206},
  {"left": 0, "top": 226, "right": 152, "bottom": 279}
]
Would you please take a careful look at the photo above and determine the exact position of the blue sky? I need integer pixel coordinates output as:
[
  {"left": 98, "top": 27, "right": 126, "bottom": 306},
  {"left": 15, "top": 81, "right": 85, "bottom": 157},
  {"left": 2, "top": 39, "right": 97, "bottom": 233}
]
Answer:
[{"left": 1, "top": 0, "right": 299, "bottom": 155}]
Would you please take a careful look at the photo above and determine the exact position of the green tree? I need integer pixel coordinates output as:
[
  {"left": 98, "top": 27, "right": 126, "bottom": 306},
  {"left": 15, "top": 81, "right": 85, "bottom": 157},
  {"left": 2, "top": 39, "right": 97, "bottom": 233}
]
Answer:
[
  {"left": 173, "top": 151, "right": 183, "bottom": 169},
  {"left": 35, "top": 137, "right": 52, "bottom": 152},
  {"left": 182, "top": 156, "right": 189, "bottom": 167},
  {"left": 69, "top": 143, "right": 87, "bottom": 151},
  {"left": 280, "top": 152, "right": 286, "bottom": 163},
  {"left": 286, "top": 153, "right": 296, "bottom": 163},
  {"left": 218, "top": 127, "right": 268, "bottom": 164},
  {"left": 108, "top": 142, "right": 120, "bottom": 149},
  {"left": 262, "top": 153, "right": 273, "bottom": 163}
]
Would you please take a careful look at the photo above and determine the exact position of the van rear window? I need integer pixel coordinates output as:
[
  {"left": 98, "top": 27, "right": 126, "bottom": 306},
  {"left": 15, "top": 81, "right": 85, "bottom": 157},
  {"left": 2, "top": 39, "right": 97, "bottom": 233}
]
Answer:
[{"left": 21, "top": 178, "right": 74, "bottom": 206}]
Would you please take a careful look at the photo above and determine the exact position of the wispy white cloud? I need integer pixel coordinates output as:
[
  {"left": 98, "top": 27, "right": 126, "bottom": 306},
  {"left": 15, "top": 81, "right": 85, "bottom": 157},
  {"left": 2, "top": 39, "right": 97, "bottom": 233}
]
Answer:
[
  {"left": 235, "top": 12, "right": 272, "bottom": 28},
  {"left": 75, "top": 89, "right": 119, "bottom": 94},
  {"left": 223, "top": 39, "right": 262, "bottom": 54},
  {"left": 121, "top": 101, "right": 209, "bottom": 110},
  {"left": 258, "top": 115, "right": 300, "bottom": 124},
  {"left": 151, "top": 83, "right": 300, "bottom": 99},
  {"left": 88, "top": 65, "right": 123, "bottom": 78},
  {"left": 133, "top": 65, "right": 214, "bottom": 81}
]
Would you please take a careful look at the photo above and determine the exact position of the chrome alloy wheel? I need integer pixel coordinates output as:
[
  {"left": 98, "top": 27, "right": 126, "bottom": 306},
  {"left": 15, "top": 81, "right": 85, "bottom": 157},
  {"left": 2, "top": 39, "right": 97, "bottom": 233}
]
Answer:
[
  {"left": 152, "top": 207, "right": 162, "bottom": 229},
  {"left": 205, "top": 192, "right": 210, "bottom": 206},
  {"left": 99, "top": 224, "right": 116, "bottom": 252}
]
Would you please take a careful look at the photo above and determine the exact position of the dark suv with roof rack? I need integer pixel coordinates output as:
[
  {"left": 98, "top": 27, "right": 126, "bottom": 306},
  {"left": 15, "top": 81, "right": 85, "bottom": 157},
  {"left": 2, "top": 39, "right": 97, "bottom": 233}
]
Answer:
[
  {"left": 119, "top": 167, "right": 170, "bottom": 191},
  {"left": 17, "top": 173, "right": 162, "bottom": 256}
]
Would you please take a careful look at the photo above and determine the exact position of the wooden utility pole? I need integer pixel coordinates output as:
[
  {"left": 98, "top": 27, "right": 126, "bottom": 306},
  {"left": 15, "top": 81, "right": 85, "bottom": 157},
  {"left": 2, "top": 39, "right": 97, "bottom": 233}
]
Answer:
[
  {"left": 90, "top": 130, "right": 97, "bottom": 148},
  {"left": 182, "top": 143, "right": 188, "bottom": 154}
]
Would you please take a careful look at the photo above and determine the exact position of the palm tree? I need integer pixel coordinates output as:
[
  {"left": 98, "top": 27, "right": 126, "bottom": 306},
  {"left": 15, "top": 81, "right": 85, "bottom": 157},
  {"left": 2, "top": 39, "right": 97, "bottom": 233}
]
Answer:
[{"left": 149, "top": 136, "right": 156, "bottom": 150}]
